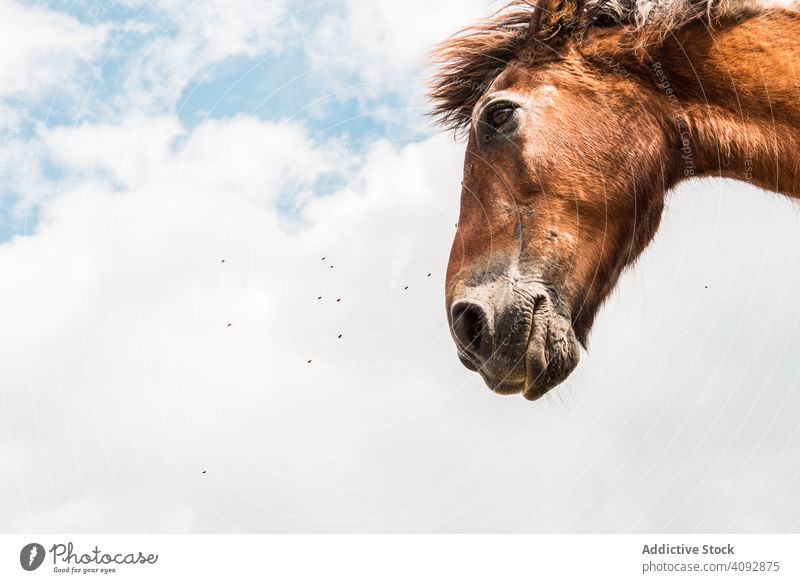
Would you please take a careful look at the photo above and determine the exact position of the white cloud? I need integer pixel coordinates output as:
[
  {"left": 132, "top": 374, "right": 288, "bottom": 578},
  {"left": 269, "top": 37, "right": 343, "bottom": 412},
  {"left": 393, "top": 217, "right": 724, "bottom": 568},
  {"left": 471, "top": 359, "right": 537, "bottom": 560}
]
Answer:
[
  {"left": 306, "top": 0, "right": 495, "bottom": 131},
  {"left": 0, "top": 115, "right": 466, "bottom": 530},
  {"left": 312, "top": 0, "right": 493, "bottom": 85},
  {"left": 41, "top": 115, "right": 342, "bottom": 201},
  {"left": 116, "top": 0, "right": 290, "bottom": 112},
  {"left": 0, "top": 1, "right": 108, "bottom": 100},
  {"left": 44, "top": 116, "right": 183, "bottom": 188}
]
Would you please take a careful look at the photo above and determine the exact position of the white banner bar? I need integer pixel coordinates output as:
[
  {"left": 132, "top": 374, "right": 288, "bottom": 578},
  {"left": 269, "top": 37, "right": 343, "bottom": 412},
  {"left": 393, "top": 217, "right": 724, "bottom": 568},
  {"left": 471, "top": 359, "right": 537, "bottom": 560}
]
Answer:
[{"left": 1, "top": 534, "right": 797, "bottom": 582}]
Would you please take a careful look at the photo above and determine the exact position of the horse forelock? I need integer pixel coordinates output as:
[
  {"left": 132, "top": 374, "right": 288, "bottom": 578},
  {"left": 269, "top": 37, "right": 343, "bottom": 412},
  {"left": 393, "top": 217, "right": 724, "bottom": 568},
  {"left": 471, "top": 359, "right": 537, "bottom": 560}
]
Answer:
[{"left": 428, "top": 0, "right": 769, "bottom": 133}]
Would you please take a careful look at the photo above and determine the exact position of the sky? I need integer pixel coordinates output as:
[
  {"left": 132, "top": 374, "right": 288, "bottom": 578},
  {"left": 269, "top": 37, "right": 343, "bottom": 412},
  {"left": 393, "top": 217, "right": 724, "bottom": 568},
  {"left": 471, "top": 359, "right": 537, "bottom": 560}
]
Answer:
[{"left": 1, "top": 0, "right": 799, "bottom": 533}]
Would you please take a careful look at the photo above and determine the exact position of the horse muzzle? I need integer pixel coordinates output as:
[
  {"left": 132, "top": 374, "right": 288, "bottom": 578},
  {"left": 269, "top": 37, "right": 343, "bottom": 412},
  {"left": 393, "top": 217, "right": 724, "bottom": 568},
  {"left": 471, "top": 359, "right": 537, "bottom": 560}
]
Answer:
[{"left": 448, "top": 282, "right": 580, "bottom": 400}]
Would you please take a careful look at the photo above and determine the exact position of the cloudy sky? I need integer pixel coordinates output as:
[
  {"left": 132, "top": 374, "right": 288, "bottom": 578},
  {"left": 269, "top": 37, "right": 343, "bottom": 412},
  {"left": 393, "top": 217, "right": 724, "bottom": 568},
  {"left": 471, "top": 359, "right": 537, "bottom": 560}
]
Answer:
[{"left": 1, "top": 0, "right": 799, "bottom": 533}]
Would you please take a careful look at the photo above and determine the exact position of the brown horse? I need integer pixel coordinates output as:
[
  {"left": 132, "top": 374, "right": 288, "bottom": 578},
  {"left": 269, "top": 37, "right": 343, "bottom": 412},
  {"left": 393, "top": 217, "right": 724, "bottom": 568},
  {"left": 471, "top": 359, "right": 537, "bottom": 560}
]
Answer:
[{"left": 429, "top": 0, "right": 800, "bottom": 400}]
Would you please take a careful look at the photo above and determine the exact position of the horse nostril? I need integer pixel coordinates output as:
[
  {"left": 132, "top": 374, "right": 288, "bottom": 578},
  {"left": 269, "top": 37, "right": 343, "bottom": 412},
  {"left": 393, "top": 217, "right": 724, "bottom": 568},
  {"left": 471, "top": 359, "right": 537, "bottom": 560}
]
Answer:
[{"left": 450, "top": 300, "right": 492, "bottom": 361}]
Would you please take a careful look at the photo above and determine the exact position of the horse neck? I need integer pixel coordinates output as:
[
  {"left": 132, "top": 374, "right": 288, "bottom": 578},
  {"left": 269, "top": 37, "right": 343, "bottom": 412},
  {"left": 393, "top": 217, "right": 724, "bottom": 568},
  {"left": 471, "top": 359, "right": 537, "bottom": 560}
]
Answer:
[{"left": 653, "top": 10, "right": 800, "bottom": 197}]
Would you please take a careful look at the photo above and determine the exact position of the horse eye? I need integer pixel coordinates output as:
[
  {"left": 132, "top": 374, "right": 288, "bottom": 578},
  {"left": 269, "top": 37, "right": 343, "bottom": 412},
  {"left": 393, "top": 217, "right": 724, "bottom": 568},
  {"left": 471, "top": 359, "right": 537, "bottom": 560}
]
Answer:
[{"left": 489, "top": 107, "right": 514, "bottom": 128}]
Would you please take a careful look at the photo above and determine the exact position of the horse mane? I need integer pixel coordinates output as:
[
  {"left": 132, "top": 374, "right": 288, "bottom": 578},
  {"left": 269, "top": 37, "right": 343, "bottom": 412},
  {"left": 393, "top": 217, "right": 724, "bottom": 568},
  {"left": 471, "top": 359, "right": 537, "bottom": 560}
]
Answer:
[{"left": 429, "top": 0, "right": 760, "bottom": 133}]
